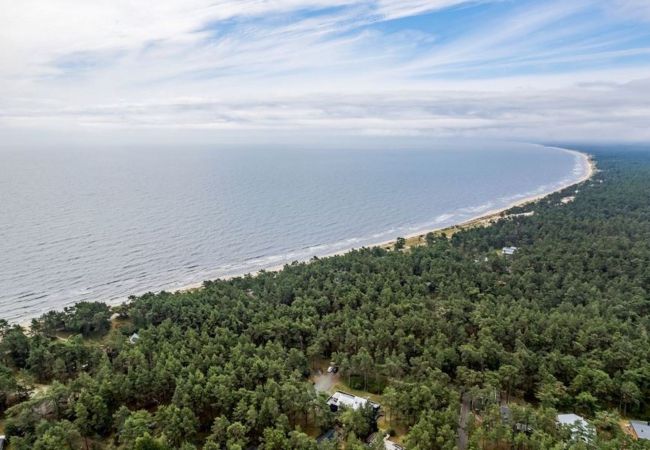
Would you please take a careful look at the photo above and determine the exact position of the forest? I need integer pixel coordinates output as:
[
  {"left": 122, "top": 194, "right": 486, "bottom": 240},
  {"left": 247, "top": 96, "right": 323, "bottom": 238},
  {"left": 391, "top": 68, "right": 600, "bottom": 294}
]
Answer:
[{"left": 0, "top": 147, "right": 649, "bottom": 449}]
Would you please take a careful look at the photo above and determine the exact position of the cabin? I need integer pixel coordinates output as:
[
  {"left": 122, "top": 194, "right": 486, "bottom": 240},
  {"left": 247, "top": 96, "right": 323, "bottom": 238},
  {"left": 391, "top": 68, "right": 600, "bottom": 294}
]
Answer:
[
  {"left": 0, "top": 435, "right": 5, "bottom": 450},
  {"left": 500, "top": 405, "right": 512, "bottom": 424},
  {"left": 502, "top": 246, "right": 518, "bottom": 256},
  {"left": 383, "top": 437, "right": 405, "bottom": 450},
  {"left": 129, "top": 333, "right": 140, "bottom": 344},
  {"left": 326, "top": 391, "right": 380, "bottom": 413},
  {"left": 316, "top": 428, "right": 336, "bottom": 443},
  {"left": 366, "top": 433, "right": 404, "bottom": 450},
  {"left": 500, "top": 405, "right": 532, "bottom": 434},
  {"left": 514, "top": 422, "right": 533, "bottom": 435},
  {"left": 556, "top": 413, "right": 595, "bottom": 443},
  {"left": 630, "top": 420, "right": 650, "bottom": 440}
]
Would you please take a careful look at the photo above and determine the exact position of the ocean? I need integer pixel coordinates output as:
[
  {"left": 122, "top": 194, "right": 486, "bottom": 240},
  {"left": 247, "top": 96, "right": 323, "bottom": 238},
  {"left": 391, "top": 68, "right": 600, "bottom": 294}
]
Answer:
[{"left": 0, "top": 142, "right": 588, "bottom": 322}]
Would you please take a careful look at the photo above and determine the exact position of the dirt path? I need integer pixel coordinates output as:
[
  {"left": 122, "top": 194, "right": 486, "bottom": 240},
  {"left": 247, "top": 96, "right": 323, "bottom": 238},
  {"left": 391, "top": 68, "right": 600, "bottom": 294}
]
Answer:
[
  {"left": 458, "top": 392, "right": 470, "bottom": 450},
  {"left": 313, "top": 371, "right": 339, "bottom": 393}
]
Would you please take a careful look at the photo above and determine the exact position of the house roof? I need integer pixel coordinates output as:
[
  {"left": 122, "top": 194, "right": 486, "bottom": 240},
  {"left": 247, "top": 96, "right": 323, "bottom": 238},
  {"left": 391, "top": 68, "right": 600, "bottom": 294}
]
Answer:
[
  {"left": 631, "top": 420, "right": 650, "bottom": 440},
  {"left": 316, "top": 428, "right": 336, "bottom": 443},
  {"left": 557, "top": 414, "right": 595, "bottom": 442},
  {"left": 500, "top": 405, "right": 512, "bottom": 423},
  {"left": 326, "top": 391, "right": 379, "bottom": 410},
  {"left": 557, "top": 413, "right": 587, "bottom": 426},
  {"left": 502, "top": 246, "right": 518, "bottom": 255},
  {"left": 384, "top": 438, "right": 404, "bottom": 450}
]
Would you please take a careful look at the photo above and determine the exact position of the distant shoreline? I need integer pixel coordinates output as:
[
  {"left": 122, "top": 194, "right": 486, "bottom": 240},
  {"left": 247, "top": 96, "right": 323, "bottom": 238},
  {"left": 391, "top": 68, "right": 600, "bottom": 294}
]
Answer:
[
  {"left": 375, "top": 148, "right": 596, "bottom": 249},
  {"left": 175, "top": 147, "right": 595, "bottom": 291},
  {"left": 20, "top": 147, "right": 595, "bottom": 326}
]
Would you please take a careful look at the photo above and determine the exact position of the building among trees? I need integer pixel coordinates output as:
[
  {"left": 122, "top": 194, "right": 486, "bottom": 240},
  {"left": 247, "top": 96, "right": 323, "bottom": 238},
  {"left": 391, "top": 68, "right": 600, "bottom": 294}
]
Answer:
[
  {"left": 630, "top": 420, "right": 650, "bottom": 441},
  {"left": 557, "top": 413, "right": 595, "bottom": 444},
  {"left": 326, "top": 391, "right": 379, "bottom": 413}
]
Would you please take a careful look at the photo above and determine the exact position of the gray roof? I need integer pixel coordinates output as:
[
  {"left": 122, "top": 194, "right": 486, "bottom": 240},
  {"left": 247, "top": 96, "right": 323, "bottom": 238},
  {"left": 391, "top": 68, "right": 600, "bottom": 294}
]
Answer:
[
  {"left": 502, "top": 246, "right": 518, "bottom": 255},
  {"left": 631, "top": 420, "right": 650, "bottom": 440},
  {"left": 557, "top": 413, "right": 587, "bottom": 427},
  {"left": 384, "top": 438, "right": 404, "bottom": 450},
  {"left": 556, "top": 414, "right": 595, "bottom": 443},
  {"left": 500, "top": 405, "right": 512, "bottom": 423},
  {"left": 326, "top": 391, "right": 380, "bottom": 410}
]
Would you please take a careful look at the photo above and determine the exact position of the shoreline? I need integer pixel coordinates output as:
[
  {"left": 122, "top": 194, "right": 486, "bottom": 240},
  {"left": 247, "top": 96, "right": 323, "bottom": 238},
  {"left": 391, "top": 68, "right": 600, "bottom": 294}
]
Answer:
[
  {"left": 20, "top": 147, "right": 595, "bottom": 326},
  {"left": 175, "top": 147, "right": 595, "bottom": 290}
]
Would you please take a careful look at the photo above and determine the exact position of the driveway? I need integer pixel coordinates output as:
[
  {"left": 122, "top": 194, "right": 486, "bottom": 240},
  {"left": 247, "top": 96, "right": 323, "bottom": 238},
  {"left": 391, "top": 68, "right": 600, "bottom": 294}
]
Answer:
[
  {"left": 313, "top": 370, "right": 340, "bottom": 393},
  {"left": 458, "top": 392, "right": 471, "bottom": 450}
]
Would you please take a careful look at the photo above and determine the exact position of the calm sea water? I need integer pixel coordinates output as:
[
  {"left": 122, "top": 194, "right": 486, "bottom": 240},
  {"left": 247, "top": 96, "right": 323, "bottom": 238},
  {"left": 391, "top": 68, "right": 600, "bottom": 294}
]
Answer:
[{"left": 0, "top": 142, "right": 586, "bottom": 322}]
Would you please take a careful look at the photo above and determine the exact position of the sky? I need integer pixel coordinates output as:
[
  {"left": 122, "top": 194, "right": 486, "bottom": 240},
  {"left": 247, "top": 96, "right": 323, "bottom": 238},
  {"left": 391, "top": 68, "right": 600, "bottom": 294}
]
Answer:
[{"left": 2, "top": 0, "right": 650, "bottom": 147}]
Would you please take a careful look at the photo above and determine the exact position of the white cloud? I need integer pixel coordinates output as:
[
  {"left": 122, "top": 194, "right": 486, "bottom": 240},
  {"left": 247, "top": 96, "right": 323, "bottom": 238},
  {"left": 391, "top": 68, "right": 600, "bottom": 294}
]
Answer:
[
  {"left": 374, "top": 0, "right": 477, "bottom": 20},
  {"left": 1, "top": 0, "right": 649, "bottom": 145},
  {"left": 0, "top": 0, "right": 474, "bottom": 74},
  {"left": 4, "top": 73, "right": 650, "bottom": 143},
  {"left": 609, "top": 0, "right": 650, "bottom": 22}
]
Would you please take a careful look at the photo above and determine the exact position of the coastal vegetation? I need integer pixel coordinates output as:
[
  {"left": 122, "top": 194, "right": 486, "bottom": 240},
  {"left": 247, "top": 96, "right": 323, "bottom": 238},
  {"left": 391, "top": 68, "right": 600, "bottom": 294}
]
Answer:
[{"left": 1, "top": 148, "right": 650, "bottom": 449}]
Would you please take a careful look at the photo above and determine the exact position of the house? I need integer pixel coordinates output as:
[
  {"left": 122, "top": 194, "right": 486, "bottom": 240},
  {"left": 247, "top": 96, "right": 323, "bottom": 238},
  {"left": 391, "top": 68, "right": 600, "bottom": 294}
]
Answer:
[
  {"left": 0, "top": 435, "right": 5, "bottom": 450},
  {"left": 316, "top": 428, "right": 336, "bottom": 443},
  {"left": 326, "top": 391, "right": 380, "bottom": 413},
  {"left": 383, "top": 436, "right": 405, "bottom": 450},
  {"left": 129, "top": 333, "right": 140, "bottom": 344},
  {"left": 364, "top": 433, "right": 403, "bottom": 450},
  {"left": 557, "top": 413, "right": 595, "bottom": 443},
  {"left": 502, "top": 246, "right": 518, "bottom": 256},
  {"left": 366, "top": 433, "right": 379, "bottom": 445},
  {"left": 630, "top": 420, "right": 650, "bottom": 440},
  {"left": 500, "top": 405, "right": 532, "bottom": 434},
  {"left": 514, "top": 422, "right": 533, "bottom": 434},
  {"left": 500, "top": 405, "right": 512, "bottom": 424}
]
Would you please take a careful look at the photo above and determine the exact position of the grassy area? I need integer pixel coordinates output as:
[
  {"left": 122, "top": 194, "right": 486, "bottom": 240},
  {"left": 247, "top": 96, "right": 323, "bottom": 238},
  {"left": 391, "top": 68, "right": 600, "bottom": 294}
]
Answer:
[
  {"left": 300, "top": 423, "right": 322, "bottom": 438},
  {"left": 619, "top": 419, "right": 637, "bottom": 440},
  {"left": 377, "top": 414, "right": 409, "bottom": 443}
]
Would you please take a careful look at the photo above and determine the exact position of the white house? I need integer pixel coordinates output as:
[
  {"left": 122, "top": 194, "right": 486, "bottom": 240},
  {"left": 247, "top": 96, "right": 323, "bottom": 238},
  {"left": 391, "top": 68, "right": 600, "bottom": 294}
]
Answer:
[
  {"left": 630, "top": 420, "right": 650, "bottom": 440},
  {"left": 326, "top": 391, "right": 380, "bottom": 412},
  {"left": 557, "top": 413, "right": 595, "bottom": 443},
  {"left": 502, "top": 246, "right": 518, "bottom": 256},
  {"left": 384, "top": 436, "right": 404, "bottom": 450}
]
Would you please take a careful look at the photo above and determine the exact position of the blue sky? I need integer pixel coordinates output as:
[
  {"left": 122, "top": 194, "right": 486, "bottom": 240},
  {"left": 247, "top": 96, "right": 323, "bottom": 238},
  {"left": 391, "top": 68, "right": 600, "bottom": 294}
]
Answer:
[{"left": 1, "top": 0, "right": 650, "bottom": 145}]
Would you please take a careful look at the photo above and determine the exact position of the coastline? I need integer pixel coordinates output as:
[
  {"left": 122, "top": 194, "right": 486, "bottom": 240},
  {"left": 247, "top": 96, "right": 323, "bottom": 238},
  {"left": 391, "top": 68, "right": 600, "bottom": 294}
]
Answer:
[
  {"left": 383, "top": 148, "right": 596, "bottom": 248},
  {"left": 20, "top": 147, "right": 595, "bottom": 326},
  {"left": 176, "top": 148, "right": 595, "bottom": 290}
]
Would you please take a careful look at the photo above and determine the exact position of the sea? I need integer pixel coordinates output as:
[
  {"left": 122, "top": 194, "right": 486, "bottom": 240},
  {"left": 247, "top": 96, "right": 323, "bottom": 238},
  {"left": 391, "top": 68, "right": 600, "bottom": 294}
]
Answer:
[{"left": 0, "top": 142, "right": 588, "bottom": 322}]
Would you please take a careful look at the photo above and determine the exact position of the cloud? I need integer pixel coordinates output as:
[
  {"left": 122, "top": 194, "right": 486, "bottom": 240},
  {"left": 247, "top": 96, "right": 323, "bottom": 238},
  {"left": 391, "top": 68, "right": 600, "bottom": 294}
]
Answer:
[
  {"left": 1, "top": 0, "right": 650, "bottom": 145},
  {"left": 609, "top": 0, "right": 650, "bottom": 22},
  {"left": 4, "top": 73, "right": 650, "bottom": 143},
  {"left": 374, "top": 0, "right": 478, "bottom": 20}
]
